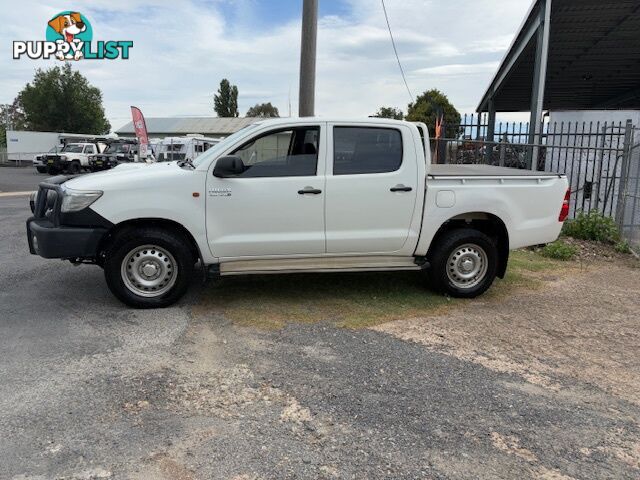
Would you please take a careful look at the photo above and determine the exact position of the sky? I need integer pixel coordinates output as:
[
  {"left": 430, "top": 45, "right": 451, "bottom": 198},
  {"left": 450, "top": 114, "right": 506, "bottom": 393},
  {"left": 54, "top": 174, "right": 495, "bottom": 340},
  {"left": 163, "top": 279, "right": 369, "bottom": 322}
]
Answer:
[{"left": 1, "top": 0, "right": 533, "bottom": 131}]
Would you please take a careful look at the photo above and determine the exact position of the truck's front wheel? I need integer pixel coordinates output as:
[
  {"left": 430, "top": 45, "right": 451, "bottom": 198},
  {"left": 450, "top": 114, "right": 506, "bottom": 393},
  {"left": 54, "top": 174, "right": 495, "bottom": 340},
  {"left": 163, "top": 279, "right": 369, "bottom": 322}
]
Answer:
[
  {"left": 104, "top": 227, "right": 193, "bottom": 308},
  {"left": 428, "top": 228, "right": 498, "bottom": 298}
]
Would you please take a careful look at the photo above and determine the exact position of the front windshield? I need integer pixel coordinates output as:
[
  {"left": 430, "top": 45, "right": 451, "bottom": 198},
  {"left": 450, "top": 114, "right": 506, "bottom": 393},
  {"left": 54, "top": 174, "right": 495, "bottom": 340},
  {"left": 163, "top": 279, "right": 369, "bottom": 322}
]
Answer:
[
  {"left": 105, "top": 143, "right": 132, "bottom": 154},
  {"left": 62, "top": 145, "right": 84, "bottom": 153},
  {"left": 192, "top": 124, "right": 261, "bottom": 167}
]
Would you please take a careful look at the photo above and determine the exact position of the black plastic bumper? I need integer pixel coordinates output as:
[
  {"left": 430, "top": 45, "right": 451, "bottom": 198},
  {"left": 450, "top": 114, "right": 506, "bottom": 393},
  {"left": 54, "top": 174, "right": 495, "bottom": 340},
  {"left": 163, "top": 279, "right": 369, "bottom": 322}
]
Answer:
[{"left": 27, "top": 217, "right": 107, "bottom": 259}]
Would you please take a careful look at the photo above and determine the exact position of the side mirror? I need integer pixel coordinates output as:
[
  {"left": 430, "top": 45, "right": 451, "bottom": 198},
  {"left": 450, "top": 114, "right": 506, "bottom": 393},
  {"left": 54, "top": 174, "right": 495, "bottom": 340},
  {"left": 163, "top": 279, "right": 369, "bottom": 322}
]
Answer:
[{"left": 213, "top": 155, "right": 245, "bottom": 178}]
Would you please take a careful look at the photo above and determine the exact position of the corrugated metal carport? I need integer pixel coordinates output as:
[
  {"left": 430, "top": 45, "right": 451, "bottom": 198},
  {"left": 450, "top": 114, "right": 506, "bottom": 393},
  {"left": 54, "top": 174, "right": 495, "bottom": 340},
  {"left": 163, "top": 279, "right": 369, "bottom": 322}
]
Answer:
[{"left": 477, "top": 0, "right": 640, "bottom": 147}]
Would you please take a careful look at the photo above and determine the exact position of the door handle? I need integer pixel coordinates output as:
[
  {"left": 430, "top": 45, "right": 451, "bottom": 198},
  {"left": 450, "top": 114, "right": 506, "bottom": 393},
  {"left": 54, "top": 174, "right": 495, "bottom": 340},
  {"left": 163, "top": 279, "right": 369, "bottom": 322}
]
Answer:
[
  {"left": 390, "top": 185, "right": 413, "bottom": 192},
  {"left": 298, "top": 187, "right": 322, "bottom": 195}
]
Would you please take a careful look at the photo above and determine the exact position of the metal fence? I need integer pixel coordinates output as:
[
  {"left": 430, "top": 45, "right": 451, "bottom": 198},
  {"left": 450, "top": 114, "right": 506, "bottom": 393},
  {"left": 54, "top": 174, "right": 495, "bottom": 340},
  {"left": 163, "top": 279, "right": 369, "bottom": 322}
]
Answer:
[
  {"left": 617, "top": 132, "right": 640, "bottom": 248},
  {"left": 436, "top": 114, "right": 639, "bottom": 249}
]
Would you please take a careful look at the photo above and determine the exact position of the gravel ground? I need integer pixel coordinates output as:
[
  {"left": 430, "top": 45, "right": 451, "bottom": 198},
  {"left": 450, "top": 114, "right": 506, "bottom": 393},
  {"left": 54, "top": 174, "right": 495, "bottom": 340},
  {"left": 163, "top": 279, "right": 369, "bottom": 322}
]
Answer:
[{"left": 1, "top": 169, "right": 639, "bottom": 479}]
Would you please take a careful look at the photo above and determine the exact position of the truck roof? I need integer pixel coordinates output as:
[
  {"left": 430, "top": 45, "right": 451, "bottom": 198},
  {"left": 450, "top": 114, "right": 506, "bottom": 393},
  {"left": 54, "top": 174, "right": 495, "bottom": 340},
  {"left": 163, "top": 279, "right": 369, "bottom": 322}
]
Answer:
[{"left": 247, "top": 117, "right": 412, "bottom": 127}]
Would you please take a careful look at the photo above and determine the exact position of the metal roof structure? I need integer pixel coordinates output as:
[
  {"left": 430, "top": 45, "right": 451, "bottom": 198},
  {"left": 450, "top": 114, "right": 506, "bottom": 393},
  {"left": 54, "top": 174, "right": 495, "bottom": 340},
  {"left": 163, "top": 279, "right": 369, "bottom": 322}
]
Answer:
[
  {"left": 478, "top": 0, "right": 640, "bottom": 113},
  {"left": 115, "top": 117, "right": 258, "bottom": 136}
]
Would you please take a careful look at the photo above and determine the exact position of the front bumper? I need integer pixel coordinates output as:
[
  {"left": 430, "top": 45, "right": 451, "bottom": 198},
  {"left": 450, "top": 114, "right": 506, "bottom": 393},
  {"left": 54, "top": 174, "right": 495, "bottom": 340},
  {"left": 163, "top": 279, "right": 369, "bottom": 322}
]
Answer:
[
  {"left": 27, "top": 218, "right": 107, "bottom": 259},
  {"left": 26, "top": 177, "right": 112, "bottom": 260}
]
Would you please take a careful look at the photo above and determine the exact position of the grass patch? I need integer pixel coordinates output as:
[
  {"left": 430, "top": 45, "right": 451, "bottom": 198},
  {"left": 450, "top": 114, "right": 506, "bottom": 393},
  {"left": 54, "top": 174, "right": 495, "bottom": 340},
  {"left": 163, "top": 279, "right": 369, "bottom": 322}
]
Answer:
[
  {"left": 192, "top": 250, "right": 565, "bottom": 330},
  {"left": 193, "top": 271, "right": 453, "bottom": 330}
]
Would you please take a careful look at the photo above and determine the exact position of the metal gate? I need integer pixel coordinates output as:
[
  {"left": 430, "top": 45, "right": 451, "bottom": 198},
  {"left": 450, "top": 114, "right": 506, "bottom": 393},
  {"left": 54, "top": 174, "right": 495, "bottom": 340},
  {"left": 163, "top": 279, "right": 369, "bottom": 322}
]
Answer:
[
  {"left": 437, "top": 116, "right": 639, "bottom": 249},
  {"left": 616, "top": 131, "right": 640, "bottom": 248}
]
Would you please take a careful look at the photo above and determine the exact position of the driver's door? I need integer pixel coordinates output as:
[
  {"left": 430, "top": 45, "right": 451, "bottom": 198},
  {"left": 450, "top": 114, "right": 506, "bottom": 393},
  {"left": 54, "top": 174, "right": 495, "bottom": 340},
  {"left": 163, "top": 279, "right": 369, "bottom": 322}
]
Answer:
[{"left": 206, "top": 123, "right": 326, "bottom": 259}]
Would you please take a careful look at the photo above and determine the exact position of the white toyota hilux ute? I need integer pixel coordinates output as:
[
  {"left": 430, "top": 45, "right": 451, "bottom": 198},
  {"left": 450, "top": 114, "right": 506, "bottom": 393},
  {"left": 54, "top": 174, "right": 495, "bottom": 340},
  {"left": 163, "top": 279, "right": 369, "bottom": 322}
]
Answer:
[{"left": 27, "top": 118, "right": 570, "bottom": 308}]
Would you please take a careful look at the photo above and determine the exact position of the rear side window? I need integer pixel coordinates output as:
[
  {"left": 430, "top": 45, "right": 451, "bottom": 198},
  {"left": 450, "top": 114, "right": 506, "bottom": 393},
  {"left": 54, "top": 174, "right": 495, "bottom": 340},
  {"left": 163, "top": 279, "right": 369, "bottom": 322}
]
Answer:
[{"left": 333, "top": 127, "right": 403, "bottom": 175}]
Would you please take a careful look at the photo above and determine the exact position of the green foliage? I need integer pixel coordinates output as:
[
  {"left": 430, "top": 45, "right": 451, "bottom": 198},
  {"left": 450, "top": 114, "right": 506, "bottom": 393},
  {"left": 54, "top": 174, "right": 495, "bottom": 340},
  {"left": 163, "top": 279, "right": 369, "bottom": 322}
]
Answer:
[
  {"left": 541, "top": 240, "right": 578, "bottom": 261},
  {"left": 373, "top": 107, "right": 404, "bottom": 120},
  {"left": 614, "top": 241, "right": 632, "bottom": 254},
  {"left": 213, "top": 79, "right": 239, "bottom": 117},
  {"left": 405, "top": 89, "right": 461, "bottom": 137},
  {"left": 246, "top": 102, "right": 279, "bottom": 118},
  {"left": 0, "top": 100, "right": 27, "bottom": 147},
  {"left": 563, "top": 211, "right": 621, "bottom": 244},
  {"left": 16, "top": 64, "right": 110, "bottom": 134}
]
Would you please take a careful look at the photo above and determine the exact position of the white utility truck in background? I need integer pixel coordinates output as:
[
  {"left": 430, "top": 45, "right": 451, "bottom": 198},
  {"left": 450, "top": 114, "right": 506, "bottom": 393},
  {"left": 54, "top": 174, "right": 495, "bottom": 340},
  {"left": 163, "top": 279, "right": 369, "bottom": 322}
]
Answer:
[
  {"left": 42, "top": 141, "right": 107, "bottom": 175},
  {"left": 27, "top": 118, "right": 569, "bottom": 308}
]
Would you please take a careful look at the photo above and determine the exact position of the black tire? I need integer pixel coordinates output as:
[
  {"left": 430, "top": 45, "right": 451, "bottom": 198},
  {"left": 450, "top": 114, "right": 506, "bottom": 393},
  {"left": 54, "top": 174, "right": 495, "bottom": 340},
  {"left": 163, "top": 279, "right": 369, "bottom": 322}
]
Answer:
[
  {"left": 36, "top": 167, "right": 47, "bottom": 173},
  {"left": 47, "top": 166, "right": 58, "bottom": 175},
  {"left": 427, "top": 228, "right": 498, "bottom": 298},
  {"left": 104, "top": 227, "right": 194, "bottom": 308},
  {"left": 68, "top": 161, "right": 81, "bottom": 174}
]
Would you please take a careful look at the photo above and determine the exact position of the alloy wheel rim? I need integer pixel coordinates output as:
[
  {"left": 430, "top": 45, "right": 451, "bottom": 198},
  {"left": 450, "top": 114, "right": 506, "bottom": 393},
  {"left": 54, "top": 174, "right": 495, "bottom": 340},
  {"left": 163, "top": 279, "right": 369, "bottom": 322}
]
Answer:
[
  {"left": 121, "top": 245, "right": 178, "bottom": 297},
  {"left": 446, "top": 243, "right": 488, "bottom": 289}
]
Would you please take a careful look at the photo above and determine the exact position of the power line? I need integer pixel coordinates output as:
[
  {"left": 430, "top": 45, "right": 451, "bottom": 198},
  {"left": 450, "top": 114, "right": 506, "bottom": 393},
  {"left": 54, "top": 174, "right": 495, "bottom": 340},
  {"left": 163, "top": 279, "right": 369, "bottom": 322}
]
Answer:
[{"left": 381, "top": 0, "right": 414, "bottom": 103}]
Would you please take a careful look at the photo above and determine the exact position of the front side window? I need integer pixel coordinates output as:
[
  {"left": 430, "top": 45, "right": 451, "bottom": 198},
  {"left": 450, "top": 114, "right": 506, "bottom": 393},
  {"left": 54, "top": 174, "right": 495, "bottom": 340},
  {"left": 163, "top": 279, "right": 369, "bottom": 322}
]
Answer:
[
  {"left": 231, "top": 126, "right": 319, "bottom": 178},
  {"left": 333, "top": 127, "right": 403, "bottom": 175},
  {"left": 84, "top": 145, "right": 95, "bottom": 154}
]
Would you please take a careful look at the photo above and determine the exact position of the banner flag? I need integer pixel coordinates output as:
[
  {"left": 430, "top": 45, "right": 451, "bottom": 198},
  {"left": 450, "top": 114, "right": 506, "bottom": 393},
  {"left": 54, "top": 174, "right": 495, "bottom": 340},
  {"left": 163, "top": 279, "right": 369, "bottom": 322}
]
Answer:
[{"left": 130, "top": 106, "right": 149, "bottom": 158}]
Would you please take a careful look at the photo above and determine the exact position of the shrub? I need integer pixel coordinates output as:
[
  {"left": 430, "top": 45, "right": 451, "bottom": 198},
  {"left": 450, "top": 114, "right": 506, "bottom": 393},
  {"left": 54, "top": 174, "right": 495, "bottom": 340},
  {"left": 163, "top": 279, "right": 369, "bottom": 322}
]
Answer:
[
  {"left": 563, "top": 211, "right": 620, "bottom": 244},
  {"left": 541, "top": 240, "right": 578, "bottom": 261},
  {"left": 614, "top": 241, "right": 632, "bottom": 254}
]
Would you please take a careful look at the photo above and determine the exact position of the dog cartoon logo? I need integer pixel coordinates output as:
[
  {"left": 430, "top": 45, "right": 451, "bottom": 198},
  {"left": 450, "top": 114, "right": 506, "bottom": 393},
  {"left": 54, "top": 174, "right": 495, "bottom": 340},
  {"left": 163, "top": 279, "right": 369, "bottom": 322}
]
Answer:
[
  {"left": 46, "top": 11, "right": 92, "bottom": 61},
  {"left": 13, "top": 11, "right": 132, "bottom": 61}
]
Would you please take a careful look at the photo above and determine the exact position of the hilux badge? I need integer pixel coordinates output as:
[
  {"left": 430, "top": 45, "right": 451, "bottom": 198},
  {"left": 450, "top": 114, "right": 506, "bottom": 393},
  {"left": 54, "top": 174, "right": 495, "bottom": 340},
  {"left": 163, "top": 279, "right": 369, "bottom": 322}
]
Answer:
[{"left": 208, "top": 188, "right": 232, "bottom": 197}]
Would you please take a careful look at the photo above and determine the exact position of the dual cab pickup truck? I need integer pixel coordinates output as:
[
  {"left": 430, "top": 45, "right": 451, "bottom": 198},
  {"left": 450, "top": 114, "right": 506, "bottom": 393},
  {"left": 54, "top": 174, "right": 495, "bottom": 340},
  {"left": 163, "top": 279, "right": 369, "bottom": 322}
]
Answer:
[{"left": 27, "top": 118, "right": 569, "bottom": 308}]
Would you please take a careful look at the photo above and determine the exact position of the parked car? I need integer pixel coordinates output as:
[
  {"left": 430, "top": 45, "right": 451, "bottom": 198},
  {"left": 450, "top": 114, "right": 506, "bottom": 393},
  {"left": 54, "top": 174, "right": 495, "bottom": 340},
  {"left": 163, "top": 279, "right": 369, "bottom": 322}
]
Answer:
[
  {"left": 89, "top": 140, "right": 139, "bottom": 172},
  {"left": 34, "top": 146, "right": 62, "bottom": 174},
  {"left": 26, "top": 118, "right": 569, "bottom": 308},
  {"left": 43, "top": 142, "right": 106, "bottom": 175}
]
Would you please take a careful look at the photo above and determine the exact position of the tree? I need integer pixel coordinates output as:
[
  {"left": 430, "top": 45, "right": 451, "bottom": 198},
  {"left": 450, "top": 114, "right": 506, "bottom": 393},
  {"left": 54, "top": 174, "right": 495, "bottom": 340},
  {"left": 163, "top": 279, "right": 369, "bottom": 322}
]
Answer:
[
  {"left": 246, "top": 102, "right": 280, "bottom": 118},
  {"left": 373, "top": 107, "right": 404, "bottom": 120},
  {"left": 15, "top": 64, "right": 110, "bottom": 135},
  {"left": 406, "top": 89, "right": 461, "bottom": 137},
  {"left": 0, "top": 100, "right": 26, "bottom": 147},
  {"left": 213, "top": 79, "right": 239, "bottom": 117}
]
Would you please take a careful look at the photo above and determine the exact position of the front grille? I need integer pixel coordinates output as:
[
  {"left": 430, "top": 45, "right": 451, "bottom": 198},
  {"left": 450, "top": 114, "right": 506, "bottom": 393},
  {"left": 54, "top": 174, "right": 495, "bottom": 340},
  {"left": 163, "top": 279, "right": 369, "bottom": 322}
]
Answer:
[{"left": 33, "top": 179, "right": 66, "bottom": 225}]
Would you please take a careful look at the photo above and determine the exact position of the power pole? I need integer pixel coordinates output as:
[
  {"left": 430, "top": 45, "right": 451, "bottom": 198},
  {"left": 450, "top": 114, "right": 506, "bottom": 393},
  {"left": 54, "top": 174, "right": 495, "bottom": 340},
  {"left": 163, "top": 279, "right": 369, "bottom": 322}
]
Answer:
[{"left": 299, "top": 0, "right": 318, "bottom": 117}]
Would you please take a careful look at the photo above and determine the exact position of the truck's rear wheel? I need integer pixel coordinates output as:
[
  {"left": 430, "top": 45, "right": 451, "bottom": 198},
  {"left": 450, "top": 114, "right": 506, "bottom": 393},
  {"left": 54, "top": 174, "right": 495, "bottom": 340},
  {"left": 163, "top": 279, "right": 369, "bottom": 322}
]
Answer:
[
  {"left": 428, "top": 228, "right": 498, "bottom": 298},
  {"left": 104, "top": 227, "right": 193, "bottom": 308}
]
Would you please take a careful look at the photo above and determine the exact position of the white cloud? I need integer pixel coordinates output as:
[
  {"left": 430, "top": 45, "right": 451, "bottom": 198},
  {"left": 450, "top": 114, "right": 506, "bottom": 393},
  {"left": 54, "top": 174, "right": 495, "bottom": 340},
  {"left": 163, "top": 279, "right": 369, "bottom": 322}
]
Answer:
[
  {"left": 412, "top": 62, "right": 500, "bottom": 76},
  {"left": 1, "top": 0, "right": 532, "bottom": 130}
]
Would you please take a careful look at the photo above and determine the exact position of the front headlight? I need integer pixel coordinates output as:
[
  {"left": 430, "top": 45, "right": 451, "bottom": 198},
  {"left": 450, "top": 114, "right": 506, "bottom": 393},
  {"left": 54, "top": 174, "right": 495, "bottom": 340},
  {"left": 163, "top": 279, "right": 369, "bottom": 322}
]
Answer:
[{"left": 61, "top": 187, "right": 103, "bottom": 212}]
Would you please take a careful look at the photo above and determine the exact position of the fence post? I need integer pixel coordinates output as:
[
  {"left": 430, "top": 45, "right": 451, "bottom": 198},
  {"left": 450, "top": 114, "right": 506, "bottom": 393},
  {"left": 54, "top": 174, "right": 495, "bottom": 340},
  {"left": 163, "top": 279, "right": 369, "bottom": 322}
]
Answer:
[{"left": 615, "top": 120, "right": 634, "bottom": 230}]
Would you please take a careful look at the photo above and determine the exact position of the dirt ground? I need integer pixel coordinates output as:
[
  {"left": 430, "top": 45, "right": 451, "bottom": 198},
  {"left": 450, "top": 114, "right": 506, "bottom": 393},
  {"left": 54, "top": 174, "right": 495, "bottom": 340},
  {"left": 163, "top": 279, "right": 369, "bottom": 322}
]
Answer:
[
  {"left": 374, "top": 251, "right": 640, "bottom": 477},
  {"left": 376, "top": 251, "right": 640, "bottom": 406}
]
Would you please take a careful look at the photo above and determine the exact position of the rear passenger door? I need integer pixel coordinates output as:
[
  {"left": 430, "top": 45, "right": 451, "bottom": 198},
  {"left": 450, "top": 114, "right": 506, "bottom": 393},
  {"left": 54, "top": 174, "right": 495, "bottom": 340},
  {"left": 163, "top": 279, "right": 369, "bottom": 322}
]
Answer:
[{"left": 325, "top": 123, "right": 419, "bottom": 254}]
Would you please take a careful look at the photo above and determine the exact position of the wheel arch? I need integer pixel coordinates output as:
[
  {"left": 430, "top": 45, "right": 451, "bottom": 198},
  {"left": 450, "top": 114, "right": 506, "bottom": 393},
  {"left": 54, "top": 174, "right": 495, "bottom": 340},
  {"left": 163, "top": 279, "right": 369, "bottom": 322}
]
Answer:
[
  {"left": 426, "top": 212, "right": 510, "bottom": 278},
  {"left": 98, "top": 218, "right": 202, "bottom": 265}
]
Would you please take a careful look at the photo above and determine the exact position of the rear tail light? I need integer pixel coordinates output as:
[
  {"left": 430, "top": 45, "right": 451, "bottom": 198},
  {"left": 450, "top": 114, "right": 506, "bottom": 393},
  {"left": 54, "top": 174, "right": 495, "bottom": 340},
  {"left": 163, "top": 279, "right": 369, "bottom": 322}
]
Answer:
[{"left": 559, "top": 189, "right": 570, "bottom": 222}]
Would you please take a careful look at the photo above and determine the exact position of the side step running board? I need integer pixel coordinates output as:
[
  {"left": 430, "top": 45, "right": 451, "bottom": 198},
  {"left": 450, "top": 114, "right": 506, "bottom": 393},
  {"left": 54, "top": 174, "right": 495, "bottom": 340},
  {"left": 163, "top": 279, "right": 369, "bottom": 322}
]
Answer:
[{"left": 208, "top": 256, "right": 429, "bottom": 278}]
